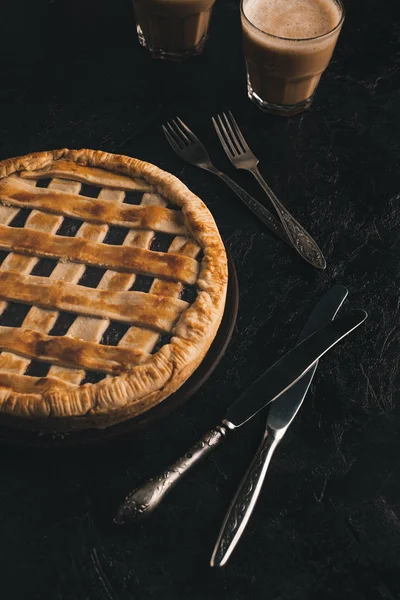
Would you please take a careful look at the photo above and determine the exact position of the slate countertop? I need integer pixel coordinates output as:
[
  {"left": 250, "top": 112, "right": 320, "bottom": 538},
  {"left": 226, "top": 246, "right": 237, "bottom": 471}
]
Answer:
[{"left": 0, "top": 0, "right": 399, "bottom": 598}]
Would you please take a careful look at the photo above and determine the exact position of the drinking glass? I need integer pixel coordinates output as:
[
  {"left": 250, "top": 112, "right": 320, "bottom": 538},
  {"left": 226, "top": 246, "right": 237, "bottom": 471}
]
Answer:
[
  {"left": 241, "top": 0, "right": 345, "bottom": 116},
  {"left": 133, "top": 0, "right": 217, "bottom": 60}
]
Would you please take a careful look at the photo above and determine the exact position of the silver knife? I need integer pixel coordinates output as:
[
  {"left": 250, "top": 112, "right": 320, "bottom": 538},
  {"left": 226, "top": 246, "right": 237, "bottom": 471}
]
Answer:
[
  {"left": 115, "top": 309, "right": 367, "bottom": 525},
  {"left": 210, "top": 285, "right": 348, "bottom": 567}
]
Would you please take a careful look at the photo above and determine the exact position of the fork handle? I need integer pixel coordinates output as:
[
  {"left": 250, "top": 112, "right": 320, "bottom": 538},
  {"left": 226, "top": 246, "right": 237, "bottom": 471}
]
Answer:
[
  {"left": 211, "top": 169, "right": 288, "bottom": 244},
  {"left": 251, "top": 168, "right": 326, "bottom": 270}
]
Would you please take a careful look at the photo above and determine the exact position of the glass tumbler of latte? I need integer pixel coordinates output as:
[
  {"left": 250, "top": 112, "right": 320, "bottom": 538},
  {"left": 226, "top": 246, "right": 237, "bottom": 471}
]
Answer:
[
  {"left": 133, "top": 0, "right": 216, "bottom": 60},
  {"left": 241, "top": 0, "right": 344, "bottom": 116}
]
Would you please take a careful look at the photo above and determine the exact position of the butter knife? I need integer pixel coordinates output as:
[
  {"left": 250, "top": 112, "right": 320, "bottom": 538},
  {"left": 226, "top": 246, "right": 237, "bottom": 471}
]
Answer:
[
  {"left": 115, "top": 307, "right": 366, "bottom": 524},
  {"left": 210, "top": 285, "right": 349, "bottom": 567}
]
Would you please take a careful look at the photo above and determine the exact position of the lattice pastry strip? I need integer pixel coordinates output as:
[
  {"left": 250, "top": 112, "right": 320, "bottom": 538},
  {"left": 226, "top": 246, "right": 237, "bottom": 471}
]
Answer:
[
  {"left": 0, "top": 224, "right": 198, "bottom": 284},
  {"left": 0, "top": 176, "right": 186, "bottom": 234},
  {"left": 0, "top": 177, "right": 74, "bottom": 317},
  {"left": 0, "top": 179, "right": 125, "bottom": 375},
  {"left": 0, "top": 177, "right": 81, "bottom": 373},
  {"left": 0, "top": 204, "right": 21, "bottom": 228},
  {"left": 0, "top": 371, "right": 76, "bottom": 394},
  {"left": 48, "top": 193, "right": 168, "bottom": 384},
  {"left": 0, "top": 326, "right": 148, "bottom": 374},
  {"left": 118, "top": 236, "right": 201, "bottom": 354},
  {"left": 0, "top": 271, "right": 186, "bottom": 329},
  {"left": 20, "top": 159, "right": 154, "bottom": 192}
]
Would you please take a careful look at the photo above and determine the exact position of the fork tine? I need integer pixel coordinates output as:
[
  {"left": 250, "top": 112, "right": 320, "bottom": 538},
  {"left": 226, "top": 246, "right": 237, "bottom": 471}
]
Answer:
[
  {"left": 166, "top": 121, "right": 186, "bottom": 148},
  {"left": 218, "top": 114, "right": 238, "bottom": 156},
  {"left": 162, "top": 124, "right": 182, "bottom": 154},
  {"left": 222, "top": 112, "right": 244, "bottom": 154},
  {"left": 218, "top": 115, "right": 238, "bottom": 156},
  {"left": 171, "top": 118, "right": 191, "bottom": 146},
  {"left": 176, "top": 117, "right": 199, "bottom": 144},
  {"left": 227, "top": 111, "right": 252, "bottom": 153},
  {"left": 212, "top": 116, "right": 235, "bottom": 160}
]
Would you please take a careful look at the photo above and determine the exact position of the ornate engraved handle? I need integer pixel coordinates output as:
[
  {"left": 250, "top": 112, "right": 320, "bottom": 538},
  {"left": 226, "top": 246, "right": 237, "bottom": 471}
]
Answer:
[
  {"left": 115, "top": 424, "right": 229, "bottom": 524},
  {"left": 213, "top": 170, "right": 288, "bottom": 244},
  {"left": 251, "top": 168, "right": 326, "bottom": 270},
  {"left": 211, "top": 427, "right": 282, "bottom": 567}
]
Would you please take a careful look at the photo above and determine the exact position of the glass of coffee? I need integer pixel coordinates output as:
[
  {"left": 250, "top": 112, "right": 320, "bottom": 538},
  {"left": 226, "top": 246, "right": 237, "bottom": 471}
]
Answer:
[
  {"left": 133, "top": 0, "right": 217, "bottom": 60},
  {"left": 241, "top": 0, "right": 344, "bottom": 116}
]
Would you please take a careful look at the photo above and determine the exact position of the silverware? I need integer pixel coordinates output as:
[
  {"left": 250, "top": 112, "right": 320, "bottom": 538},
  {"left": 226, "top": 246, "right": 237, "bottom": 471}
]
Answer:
[
  {"left": 162, "top": 118, "right": 288, "bottom": 244},
  {"left": 210, "top": 285, "right": 348, "bottom": 567},
  {"left": 212, "top": 111, "right": 326, "bottom": 270},
  {"left": 115, "top": 309, "right": 367, "bottom": 524}
]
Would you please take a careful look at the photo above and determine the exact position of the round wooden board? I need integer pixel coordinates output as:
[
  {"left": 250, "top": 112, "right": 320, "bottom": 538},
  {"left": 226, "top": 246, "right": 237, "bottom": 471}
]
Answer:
[{"left": 0, "top": 248, "right": 238, "bottom": 447}]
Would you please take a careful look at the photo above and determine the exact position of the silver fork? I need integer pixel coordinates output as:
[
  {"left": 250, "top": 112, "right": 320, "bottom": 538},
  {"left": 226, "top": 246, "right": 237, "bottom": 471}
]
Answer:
[
  {"left": 212, "top": 111, "right": 326, "bottom": 270},
  {"left": 162, "top": 118, "right": 289, "bottom": 245}
]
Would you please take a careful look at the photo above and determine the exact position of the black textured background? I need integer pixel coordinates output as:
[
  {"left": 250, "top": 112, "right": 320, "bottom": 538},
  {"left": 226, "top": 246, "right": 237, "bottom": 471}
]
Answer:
[{"left": 1, "top": 0, "right": 400, "bottom": 598}]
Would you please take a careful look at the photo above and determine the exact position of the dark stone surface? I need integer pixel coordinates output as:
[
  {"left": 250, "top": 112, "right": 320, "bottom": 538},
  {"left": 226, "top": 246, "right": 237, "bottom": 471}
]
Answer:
[{"left": 1, "top": 0, "right": 400, "bottom": 598}]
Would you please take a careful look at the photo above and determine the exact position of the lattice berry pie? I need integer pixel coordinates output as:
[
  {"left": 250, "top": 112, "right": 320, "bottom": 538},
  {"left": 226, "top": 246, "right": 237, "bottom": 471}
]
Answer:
[{"left": 0, "top": 149, "right": 227, "bottom": 430}]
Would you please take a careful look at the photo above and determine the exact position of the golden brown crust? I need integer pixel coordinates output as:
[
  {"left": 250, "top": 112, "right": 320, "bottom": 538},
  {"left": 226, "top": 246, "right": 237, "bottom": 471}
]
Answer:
[
  {"left": 20, "top": 159, "right": 153, "bottom": 191},
  {"left": 0, "top": 149, "right": 228, "bottom": 430},
  {"left": 0, "top": 224, "right": 200, "bottom": 284},
  {"left": 0, "top": 176, "right": 186, "bottom": 234},
  {"left": 0, "top": 271, "right": 188, "bottom": 333},
  {"left": 0, "top": 327, "right": 149, "bottom": 374}
]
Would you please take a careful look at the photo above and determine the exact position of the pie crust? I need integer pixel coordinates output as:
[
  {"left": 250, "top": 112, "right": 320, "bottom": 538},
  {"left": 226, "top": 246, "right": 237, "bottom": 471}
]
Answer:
[{"left": 0, "top": 149, "right": 228, "bottom": 430}]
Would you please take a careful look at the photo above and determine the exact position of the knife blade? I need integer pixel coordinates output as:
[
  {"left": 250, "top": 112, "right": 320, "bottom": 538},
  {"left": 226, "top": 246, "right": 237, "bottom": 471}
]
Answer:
[
  {"left": 268, "top": 285, "right": 348, "bottom": 429},
  {"left": 115, "top": 308, "right": 367, "bottom": 525},
  {"left": 224, "top": 309, "right": 365, "bottom": 428},
  {"left": 210, "top": 285, "right": 348, "bottom": 567}
]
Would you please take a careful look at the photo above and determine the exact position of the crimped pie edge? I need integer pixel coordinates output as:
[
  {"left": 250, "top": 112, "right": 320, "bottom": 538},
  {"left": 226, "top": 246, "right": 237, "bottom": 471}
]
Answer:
[{"left": 0, "top": 148, "right": 228, "bottom": 429}]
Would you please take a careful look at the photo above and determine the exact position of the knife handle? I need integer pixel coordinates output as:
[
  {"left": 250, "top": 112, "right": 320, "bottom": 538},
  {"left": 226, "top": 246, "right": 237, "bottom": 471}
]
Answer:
[
  {"left": 115, "top": 424, "right": 229, "bottom": 524},
  {"left": 211, "top": 427, "right": 282, "bottom": 567}
]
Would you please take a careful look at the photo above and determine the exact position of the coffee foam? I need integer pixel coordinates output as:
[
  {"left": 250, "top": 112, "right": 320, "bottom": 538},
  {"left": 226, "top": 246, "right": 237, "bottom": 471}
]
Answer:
[{"left": 244, "top": 0, "right": 341, "bottom": 39}]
